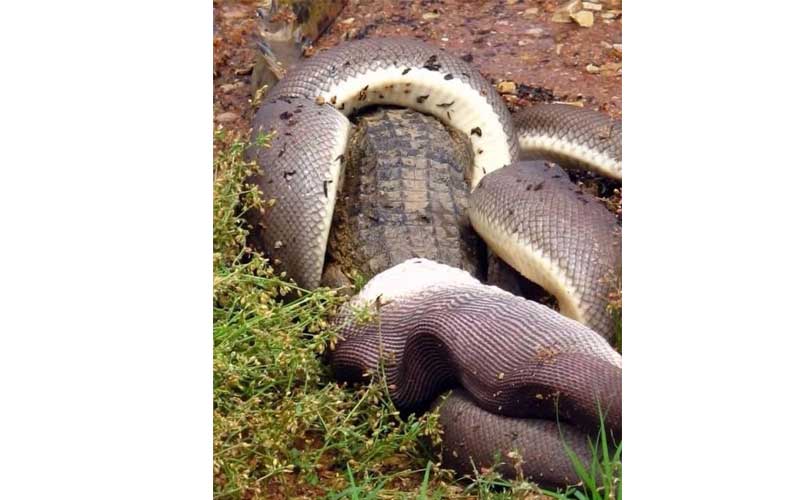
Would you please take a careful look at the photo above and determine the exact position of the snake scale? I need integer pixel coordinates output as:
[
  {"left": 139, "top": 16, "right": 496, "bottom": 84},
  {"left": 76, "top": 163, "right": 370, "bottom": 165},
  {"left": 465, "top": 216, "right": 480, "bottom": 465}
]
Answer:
[{"left": 245, "top": 37, "right": 622, "bottom": 488}]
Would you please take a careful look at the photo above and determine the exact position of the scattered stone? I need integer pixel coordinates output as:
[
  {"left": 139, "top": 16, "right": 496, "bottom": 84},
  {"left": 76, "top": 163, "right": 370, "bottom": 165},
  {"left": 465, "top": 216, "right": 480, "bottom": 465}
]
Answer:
[
  {"left": 586, "top": 64, "right": 601, "bottom": 74},
  {"left": 551, "top": 0, "right": 582, "bottom": 23},
  {"left": 221, "top": 5, "right": 249, "bottom": 20},
  {"left": 216, "top": 112, "right": 239, "bottom": 123},
  {"left": 601, "top": 9, "right": 622, "bottom": 19},
  {"left": 422, "top": 11, "right": 440, "bottom": 20},
  {"left": 582, "top": 1, "right": 603, "bottom": 11},
  {"left": 555, "top": 43, "right": 564, "bottom": 55},
  {"left": 497, "top": 81, "right": 517, "bottom": 94},
  {"left": 219, "top": 82, "right": 243, "bottom": 93},
  {"left": 571, "top": 10, "right": 595, "bottom": 27},
  {"left": 523, "top": 7, "right": 539, "bottom": 18},
  {"left": 341, "top": 17, "right": 355, "bottom": 25},
  {"left": 525, "top": 27, "right": 545, "bottom": 37},
  {"left": 613, "top": 43, "right": 622, "bottom": 55}
]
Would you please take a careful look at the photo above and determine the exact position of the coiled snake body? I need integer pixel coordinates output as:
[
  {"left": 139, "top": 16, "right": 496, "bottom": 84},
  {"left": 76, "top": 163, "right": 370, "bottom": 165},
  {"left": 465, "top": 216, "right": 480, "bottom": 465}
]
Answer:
[{"left": 246, "top": 37, "right": 622, "bottom": 488}]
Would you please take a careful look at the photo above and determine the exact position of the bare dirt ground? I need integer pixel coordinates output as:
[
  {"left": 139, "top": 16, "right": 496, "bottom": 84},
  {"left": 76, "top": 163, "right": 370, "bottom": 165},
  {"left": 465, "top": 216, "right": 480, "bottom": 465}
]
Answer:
[{"left": 213, "top": 0, "right": 622, "bottom": 139}]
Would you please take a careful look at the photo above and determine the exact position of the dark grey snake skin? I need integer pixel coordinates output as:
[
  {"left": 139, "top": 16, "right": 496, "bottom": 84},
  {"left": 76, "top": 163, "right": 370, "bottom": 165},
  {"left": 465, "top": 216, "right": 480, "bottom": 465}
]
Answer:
[
  {"left": 268, "top": 36, "right": 519, "bottom": 170},
  {"left": 514, "top": 103, "right": 622, "bottom": 179},
  {"left": 470, "top": 161, "right": 622, "bottom": 339},
  {"left": 332, "top": 259, "right": 621, "bottom": 485},
  {"left": 436, "top": 389, "right": 593, "bottom": 489},
  {"left": 246, "top": 96, "right": 350, "bottom": 289},
  {"left": 333, "top": 260, "right": 621, "bottom": 437},
  {"left": 245, "top": 37, "right": 623, "bottom": 487}
]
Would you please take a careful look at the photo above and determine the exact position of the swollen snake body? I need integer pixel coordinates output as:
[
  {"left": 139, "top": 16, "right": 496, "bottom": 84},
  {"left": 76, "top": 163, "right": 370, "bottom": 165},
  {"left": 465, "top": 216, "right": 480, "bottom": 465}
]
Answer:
[{"left": 246, "top": 37, "right": 622, "bottom": 487}]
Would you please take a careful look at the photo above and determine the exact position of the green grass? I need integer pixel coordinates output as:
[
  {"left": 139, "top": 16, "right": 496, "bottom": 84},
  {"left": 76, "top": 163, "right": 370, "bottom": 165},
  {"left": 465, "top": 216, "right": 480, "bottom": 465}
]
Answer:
[{"left": 213, "top": 130, "right": 621, "bottom": 499}]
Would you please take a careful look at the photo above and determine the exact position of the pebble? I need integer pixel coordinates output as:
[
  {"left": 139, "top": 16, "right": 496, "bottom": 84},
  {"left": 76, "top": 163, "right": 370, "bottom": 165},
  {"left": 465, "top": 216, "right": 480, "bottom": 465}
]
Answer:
[
  {"left": 221, "top": 6, "right": 249, "bottom": 19},
  {"left": 613, "top": 43, "right": 622, "bottom": 55},
  {"left": 523, "top": 7, "right": 539, "bottom": 18},
  {"left": 341, "top": 17, "right": 355, "bottom": 25},
  {"left": 552, "top": 0, "right": 582, "bottom": 23},
  {"left": 219, "top": 82, "right": 243, "bottom": 93},
  {"left": 422, "top": 12, "right": 440, "bottom": 20},
  {"left": 582, "top": 1, "right": 603, "bottom": 11},
  {"left": 571, "top": 10, "right": 595, "bottom": 27},
  {"left": 586, "top": 64, "right": 601, "bottom": 74},
  {"left": 216, "top": 112, "right": 239, "bottom": 123},
  {"left": 497, "top": 81, "right": 517, "bottom": 94}
]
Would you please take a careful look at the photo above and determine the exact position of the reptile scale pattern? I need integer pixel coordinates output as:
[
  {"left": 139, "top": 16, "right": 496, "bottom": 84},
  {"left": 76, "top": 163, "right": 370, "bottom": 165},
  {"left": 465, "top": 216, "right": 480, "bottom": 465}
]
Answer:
[
  {"left": 470, "top": 161, "right": 622, "bottom": 339},
  {"left": 328, "top": 108, "right": 483, "bottom": 281},
  {"left": 436, "top": 389, "right": 593, "bottom": 489},
  {"left": 332, "top": 260, "right": 621, "bottom": 441},
  {"left": 245, "top": 96, "right": 350, "bottom": 289},
  {"left": 268, "top": 36, "right": 519, "bottom": 181},
  {"left": 514, "top": 103, "right": 622, "bottom": 178}
]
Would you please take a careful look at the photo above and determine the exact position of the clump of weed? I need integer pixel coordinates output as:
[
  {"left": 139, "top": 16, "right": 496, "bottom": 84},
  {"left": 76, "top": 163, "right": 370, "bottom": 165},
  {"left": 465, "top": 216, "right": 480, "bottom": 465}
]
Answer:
[{"left": 213, "top": 131, "right": 445, "bottom": 499}]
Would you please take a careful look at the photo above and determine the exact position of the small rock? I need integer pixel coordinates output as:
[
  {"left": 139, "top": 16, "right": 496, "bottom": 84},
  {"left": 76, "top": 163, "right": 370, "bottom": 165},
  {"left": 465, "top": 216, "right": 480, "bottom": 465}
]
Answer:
[
  {"left": 571, "top": 10, "right": 595, "bottom": 27},
  {"left": 555, "top": 43, "right": 564, "bottom": 55},
  {"left": 582, "top": 1, "right": 603, "bottom": 11},
  {"left": 216, "top": 112, "right": 239, "bottom": 123},
  {"left": 600, "top": 41, "right": 613, "bottom": 49},
  {"left": 523, "top": 7, "right": 539, "bottom": 18},
  {"left": 422, "top": 11, "right": 440, "bottom": 20},
  {"left": 601, "top": 62, "right": 622, "bottom": 74},
  {"left": 601, "top": 9, "right": 622, "bottom": 19},
  {"left": 221, "top": 6, "right": 248, "bottom": 19},
  {"left": 586, "top": 64, "right": 601, "bottom": 74},
  {"left": 315, "top": 96, "right": 325, "bottom": 105},
  {"left": 497, "top": 81, "right": 517, "bottom": 94},
  {"left": 613, "top": 43, "right": 622, "bottom": 55},
  {"left": 525, "top": 27, "right": 545, "bottom": 37},
  {"left": 219, "top": 83, "right": 241, "bottom": 93},
  {"left": 341, "top": 17, "right": 355, "bottom": 25},
  {"left": 551, "top": 0, "right": 582, "bottom": 23}
]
